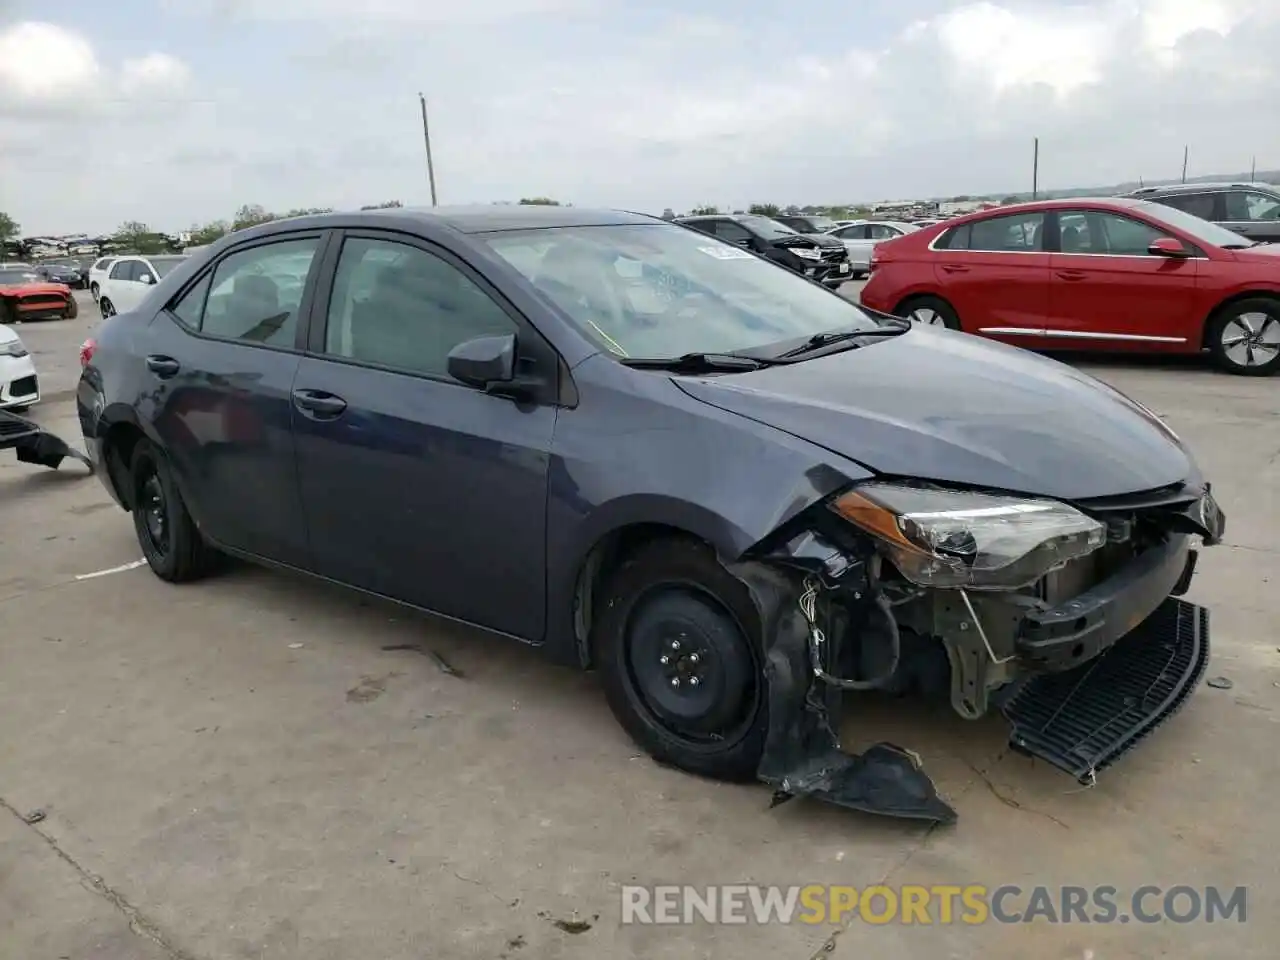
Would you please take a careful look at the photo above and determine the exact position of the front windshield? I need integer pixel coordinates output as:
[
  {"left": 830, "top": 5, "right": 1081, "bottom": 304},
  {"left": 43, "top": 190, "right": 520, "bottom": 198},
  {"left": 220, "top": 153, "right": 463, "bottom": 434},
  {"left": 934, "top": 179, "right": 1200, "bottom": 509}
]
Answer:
[
  {"left": 739, "top": 215, "right": 798, "bottom": 239},
  {"left": 1137, "top": 201, "right": 1254, "bottom": 247},
  {"left": 0, "top": 269, "right": 33, "bottom": 285},
  {"left": 802, "top": 216, "right": 839, "bottom": 232},
  {"left": 483, "top": 223, "right": 883, "bottom": 359},
  {"left": 150, "top": 256, "right": 186, "bottom": 277}
]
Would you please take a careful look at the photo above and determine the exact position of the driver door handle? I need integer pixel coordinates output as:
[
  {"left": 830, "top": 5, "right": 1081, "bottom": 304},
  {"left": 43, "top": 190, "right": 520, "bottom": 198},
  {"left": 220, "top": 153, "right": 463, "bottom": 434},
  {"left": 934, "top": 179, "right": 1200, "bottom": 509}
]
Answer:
[
  {"left": 292, "top": 389, "right": 347, "bottom": 419},
  {"left": 940, "top": 264, "right": 970, "bottom": 274},
  {"left": 145, "top": 355, "right": 180, "bottom": 378},
  {"left": 1056, "top": 270, "right": 1088, "bottom": 281}
]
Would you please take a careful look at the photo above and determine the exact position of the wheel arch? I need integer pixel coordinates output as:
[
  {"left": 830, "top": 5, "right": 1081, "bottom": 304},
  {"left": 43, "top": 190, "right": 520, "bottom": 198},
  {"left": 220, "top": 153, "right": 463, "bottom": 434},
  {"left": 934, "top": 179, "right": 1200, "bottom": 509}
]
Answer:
[{"left": 1202, "top": 290, "right": 1280, "bottom": 349}]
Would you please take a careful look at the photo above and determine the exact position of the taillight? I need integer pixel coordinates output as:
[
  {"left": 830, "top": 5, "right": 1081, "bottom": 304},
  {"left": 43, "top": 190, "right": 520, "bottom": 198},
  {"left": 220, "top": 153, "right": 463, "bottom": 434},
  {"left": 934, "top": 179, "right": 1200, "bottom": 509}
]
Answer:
[{"left": 79, "top": 338, "right": 97, "bottom": 368}]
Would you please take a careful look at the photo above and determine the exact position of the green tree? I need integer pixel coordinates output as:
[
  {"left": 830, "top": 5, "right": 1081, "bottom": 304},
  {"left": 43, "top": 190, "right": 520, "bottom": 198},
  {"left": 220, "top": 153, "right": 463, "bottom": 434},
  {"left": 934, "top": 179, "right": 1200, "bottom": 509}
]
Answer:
[
  {"left": 115, "top": 221, "right": 170, "bottom": 255},
  {"left": 1000, "top": 195, "right": 1022, "bottom": 205},
  {"left": 0, "top": 211, "right": 18, "bottom": 241},
  {"left": 688, "top": 205, "right": 720, "bottom": 216},
  {"left": 232, "top": 204, "right": 277, "bottom": 231},
  {"left": 188, "top": 220, "right": 230, "bottom": 246},
  {"left": 747, "top": 203, "right": 781, "bottom": 216},
  {"left": 360, "top": 200, "right": 404, "bottom": 210},
  {"left": 281, "top": 207, "right": 334, "bottom": 218},
  {"left": 518, "top": 197, "right": 561, "bottom": 205}
]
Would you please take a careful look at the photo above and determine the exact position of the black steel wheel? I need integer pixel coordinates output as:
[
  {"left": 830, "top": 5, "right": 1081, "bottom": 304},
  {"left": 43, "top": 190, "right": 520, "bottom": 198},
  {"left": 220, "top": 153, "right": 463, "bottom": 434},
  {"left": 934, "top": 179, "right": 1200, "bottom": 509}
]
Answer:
[
  {"left": 594, "top": 539, "right": 767, "bottom": 781},
  {"left": 129, "top": 440, "right": 215, "bottom": 582}
]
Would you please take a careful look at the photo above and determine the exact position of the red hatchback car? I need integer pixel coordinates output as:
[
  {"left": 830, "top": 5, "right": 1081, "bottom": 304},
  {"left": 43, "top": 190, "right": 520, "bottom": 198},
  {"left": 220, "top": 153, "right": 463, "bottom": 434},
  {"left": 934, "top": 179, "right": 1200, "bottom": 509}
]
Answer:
[{"left": 860, "top": 197, "right": 1280, "bottom": 375}]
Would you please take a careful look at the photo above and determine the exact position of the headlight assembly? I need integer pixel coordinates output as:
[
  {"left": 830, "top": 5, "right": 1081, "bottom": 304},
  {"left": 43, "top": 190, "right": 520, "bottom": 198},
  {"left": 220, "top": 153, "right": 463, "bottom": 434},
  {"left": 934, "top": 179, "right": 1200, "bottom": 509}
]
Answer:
[
  {"left": 792, "top": 247, "right": 822, "bottom": 261},
  {"left": 830, "top": 482, "right": 1106, "bottom": 590}
]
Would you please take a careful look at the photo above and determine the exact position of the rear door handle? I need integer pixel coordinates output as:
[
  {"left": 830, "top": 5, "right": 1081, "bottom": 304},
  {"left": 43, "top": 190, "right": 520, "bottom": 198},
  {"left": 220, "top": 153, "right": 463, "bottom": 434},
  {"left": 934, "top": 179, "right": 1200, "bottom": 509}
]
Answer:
[
  {"left": 940, "top": 264, "right": 970, "bottom": 274},
  {"left": 145, "top": 355, "right": 180, "bottom": 378},
  {"left": 1056, "top": 270, "right": 1088, "bottom": 281},
  {"left": 292, "top": 389, "right": 347, "bottom": 419}
]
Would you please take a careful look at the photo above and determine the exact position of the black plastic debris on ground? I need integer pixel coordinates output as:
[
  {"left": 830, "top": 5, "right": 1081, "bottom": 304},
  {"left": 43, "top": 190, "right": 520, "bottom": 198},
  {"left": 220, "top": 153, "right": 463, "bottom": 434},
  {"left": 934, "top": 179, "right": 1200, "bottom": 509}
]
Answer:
[
  {"left": 1003, "top": 598, "right": 1210, "bottom": 784},
  {"left": 0, "top": 411, "right": 93, "bottom": 473}
]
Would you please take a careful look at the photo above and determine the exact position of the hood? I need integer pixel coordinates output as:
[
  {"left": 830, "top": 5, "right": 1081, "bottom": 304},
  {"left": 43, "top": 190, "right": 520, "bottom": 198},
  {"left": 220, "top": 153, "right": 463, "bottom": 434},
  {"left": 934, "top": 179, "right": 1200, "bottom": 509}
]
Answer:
[
  {"left": 775, "top": 232, "right": 844, "bottom": 250},
  {"left": 0, "top": 281, "right": 69, "bottom": 295},
  {"left": 673, "top": 328, "right": 1195, "bottom": 501},
  {"left": 1230, "top": 242, "right": 1280, "bottom": 261}
]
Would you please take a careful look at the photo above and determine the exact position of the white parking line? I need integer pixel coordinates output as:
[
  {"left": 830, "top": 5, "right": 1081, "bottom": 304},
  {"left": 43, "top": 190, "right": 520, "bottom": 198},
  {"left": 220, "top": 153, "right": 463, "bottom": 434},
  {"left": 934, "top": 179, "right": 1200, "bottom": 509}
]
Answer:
[{"left": 74, "top": 559, "right": 146, "bottom": 581}]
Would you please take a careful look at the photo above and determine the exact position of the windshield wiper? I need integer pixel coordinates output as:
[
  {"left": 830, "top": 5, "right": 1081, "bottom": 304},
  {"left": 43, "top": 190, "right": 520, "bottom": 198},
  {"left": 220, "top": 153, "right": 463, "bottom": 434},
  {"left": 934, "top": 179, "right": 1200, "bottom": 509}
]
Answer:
[
  {"left": 619, "top": 352, "right": 773, "bottom": 372},
  {"left": 1220, "top": 242, "right": 1257, "bottom": 249},
  {"left": 773, "top": 322, "right": 910, "bottom": 359}
]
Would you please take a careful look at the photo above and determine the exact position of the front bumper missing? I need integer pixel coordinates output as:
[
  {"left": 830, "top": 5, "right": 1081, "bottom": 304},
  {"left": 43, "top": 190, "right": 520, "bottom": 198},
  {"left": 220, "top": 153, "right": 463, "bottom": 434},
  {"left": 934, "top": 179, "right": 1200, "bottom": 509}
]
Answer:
[
  {"left": 0, "top": 410, "right": 94, "bottom": 472},
  {"left": 1002, "top": 597, "right": 1210, "bottom": 784}
]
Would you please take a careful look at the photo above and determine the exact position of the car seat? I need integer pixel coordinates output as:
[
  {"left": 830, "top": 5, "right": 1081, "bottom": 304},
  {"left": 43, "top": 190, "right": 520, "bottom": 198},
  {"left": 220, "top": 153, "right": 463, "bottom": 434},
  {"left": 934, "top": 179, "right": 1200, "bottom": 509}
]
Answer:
[{"left": 1060, "top": 225, "right": 1083, "bottom": 254}]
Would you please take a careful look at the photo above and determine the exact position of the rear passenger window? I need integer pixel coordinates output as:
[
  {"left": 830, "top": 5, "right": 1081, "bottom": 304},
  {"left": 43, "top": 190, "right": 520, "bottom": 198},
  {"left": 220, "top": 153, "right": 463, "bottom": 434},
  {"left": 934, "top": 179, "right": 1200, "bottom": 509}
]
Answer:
[
  {"left": 1159, "top": 193, "right": 1216, "bottom": 220},
  {"left": 967, "top": 212, "right": 1045, "bottom": 252},
  {"left": 174, "top": 238, "right": 319, "bottom": 346},
  {"left": 323, "top": 237, "right": 517, "bottom": 382},
  {"left": 169, "top": 273, "right": 211, "bottom": 329}
]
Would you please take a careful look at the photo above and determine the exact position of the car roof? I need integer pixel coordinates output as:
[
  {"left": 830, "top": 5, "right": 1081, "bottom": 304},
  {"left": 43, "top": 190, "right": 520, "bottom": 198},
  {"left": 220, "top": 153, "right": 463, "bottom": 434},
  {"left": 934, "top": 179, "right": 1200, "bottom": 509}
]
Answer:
[
  {"left": 1129, "top": 181, "right": 1274, "bottom": 195},
  {"left": 940, "top": 197, "right": 1155, "bottom": 223},
  {"left": 248, "top": 205, "right": 663, "bottom": 236}
]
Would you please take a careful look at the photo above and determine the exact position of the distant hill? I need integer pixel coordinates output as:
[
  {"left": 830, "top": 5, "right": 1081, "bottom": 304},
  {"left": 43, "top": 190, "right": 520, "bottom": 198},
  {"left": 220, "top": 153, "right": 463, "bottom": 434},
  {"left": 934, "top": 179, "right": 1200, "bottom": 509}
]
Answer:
[{"left": 939, "top": 170, "right": 1280, "bottom": 205}]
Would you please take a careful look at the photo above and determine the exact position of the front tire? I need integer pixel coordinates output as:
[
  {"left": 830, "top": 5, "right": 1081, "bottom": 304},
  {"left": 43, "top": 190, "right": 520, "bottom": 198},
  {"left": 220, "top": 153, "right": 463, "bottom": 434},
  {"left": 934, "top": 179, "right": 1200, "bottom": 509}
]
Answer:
[
  {"left": 593, "top": 539, "right": 768, "bottom": 782},
  {"left": 896, "top": 294, "right": 961, "bottom": 330},
  {"left": 130, "top": 440, "right": 215, "bottom": 582},
  {"left": 1206, "top": 298, "right": 1280, "bottom": 376},
  {"left": 65, "top": 297, "right": 78, "bottom": 320},
  {"left": 90, "top": 282, "right": 99, "bottom": 301}
]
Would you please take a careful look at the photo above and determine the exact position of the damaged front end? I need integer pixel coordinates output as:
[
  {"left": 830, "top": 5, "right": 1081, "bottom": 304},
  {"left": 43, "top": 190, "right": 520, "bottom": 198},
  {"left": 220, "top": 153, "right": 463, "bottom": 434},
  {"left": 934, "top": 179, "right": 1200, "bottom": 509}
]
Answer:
[
  {"left": 738, "top": 479, "right": 1225, "bottom": 824},
  {"left": 0, "top": 409, "right": 94, "bottom": 473}
]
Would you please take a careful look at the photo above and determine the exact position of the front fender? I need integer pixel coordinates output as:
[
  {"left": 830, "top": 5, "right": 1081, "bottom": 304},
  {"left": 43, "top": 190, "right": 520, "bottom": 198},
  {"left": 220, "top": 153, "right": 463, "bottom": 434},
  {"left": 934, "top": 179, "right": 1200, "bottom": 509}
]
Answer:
[{"left": 540, "top": 362, "right": 874, "bottom": 665}]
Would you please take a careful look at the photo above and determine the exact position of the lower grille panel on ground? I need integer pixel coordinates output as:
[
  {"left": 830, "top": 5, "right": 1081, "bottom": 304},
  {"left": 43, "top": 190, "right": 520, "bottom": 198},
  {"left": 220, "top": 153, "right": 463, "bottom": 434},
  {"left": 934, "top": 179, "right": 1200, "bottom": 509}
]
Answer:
[{"left": 1002, "top": 598, "right": 1209, "bottom": 784}]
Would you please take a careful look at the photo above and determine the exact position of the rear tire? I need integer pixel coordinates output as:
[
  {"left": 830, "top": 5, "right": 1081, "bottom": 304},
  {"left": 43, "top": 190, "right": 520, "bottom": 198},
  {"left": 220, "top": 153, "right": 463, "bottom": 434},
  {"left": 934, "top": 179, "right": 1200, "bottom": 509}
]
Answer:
[
  {"left": 895, "top": 294, "right": 961, "bottom": 330},
  {"left": 1206, "top": 298, "right": 1280, "bottom": 376},
  {"left": 90, "top": 282, "right": 99, "bottom": 301},
  {"left": 592, "top": 539, "right": 768, "bottom": 782},
  {"left": 100, "top": 297, "right": 115, "bottom": 319},
  {"left": 130, "top": 440, "right": 215, "bottom": 583}
]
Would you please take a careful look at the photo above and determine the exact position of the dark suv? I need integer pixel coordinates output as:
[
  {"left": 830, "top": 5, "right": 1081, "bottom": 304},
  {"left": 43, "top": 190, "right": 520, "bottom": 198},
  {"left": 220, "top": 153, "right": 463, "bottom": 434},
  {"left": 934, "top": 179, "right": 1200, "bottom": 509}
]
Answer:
[
  {"left": 676, "top": 214, "right": 853, "bottom": 288},
  {"left": 1125, "top": 182, "right": 1280, "bottom": 243}
]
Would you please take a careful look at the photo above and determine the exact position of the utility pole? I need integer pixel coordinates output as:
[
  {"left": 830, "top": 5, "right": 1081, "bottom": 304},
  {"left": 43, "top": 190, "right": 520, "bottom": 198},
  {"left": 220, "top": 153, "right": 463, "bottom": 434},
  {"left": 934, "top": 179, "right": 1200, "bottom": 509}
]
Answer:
[
  {"left": 1181, "top": 145, "right": 1189, "bottom": 183},
  {"left": 1032, "top": 137, "right": 1039, "bottom": 200},
  {"left": 419, "top": 92, "right": 438, "bottom": 207},
  {"left": 1251, "top": 155, "right": 1257, "bottom": 181}
]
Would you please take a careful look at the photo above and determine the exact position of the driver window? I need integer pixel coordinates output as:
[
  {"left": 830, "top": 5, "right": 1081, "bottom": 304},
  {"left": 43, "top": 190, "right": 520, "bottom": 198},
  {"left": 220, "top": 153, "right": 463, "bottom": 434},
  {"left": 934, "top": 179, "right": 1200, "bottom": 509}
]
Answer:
[
  {"left": 110, "top": 260, "right": 133, "bottom": 280},
  {"left": 324, "top": 237, "right": 517, "bottom": 381}
]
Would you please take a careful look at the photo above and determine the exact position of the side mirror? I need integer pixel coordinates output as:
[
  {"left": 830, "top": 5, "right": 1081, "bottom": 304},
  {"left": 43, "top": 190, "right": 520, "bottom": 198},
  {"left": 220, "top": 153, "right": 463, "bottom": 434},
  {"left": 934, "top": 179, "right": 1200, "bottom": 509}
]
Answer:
[
  {"left": 140, "top": 273, "right": 156, "bottom": 284},
  {"left": 1149, "top": 237, "right": 1191, "bottom": 258},
  {"left": 447, "top": 333, "right": 516, "bottom": 389}
]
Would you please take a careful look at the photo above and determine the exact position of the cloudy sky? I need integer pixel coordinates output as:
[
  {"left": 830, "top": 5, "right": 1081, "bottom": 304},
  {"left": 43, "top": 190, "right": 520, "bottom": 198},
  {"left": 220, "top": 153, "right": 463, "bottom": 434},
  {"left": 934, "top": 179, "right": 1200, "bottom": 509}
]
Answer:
[{"left": 1, "top": 0, "right": 1277, "bottom": 235}]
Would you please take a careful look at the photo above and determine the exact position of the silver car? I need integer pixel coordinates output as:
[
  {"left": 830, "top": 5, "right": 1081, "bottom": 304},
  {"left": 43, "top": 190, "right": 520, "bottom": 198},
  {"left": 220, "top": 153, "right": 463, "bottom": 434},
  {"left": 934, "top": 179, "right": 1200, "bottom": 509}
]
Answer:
[{"left": 826, "top": 220, "right": 920, "bottom": 276}]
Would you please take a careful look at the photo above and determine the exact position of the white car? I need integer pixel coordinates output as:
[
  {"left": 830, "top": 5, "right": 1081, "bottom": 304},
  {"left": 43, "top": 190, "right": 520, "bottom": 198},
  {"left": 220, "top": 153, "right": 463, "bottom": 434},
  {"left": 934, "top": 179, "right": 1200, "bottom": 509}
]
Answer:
[
  {"left": 0, "top": 324, "right": 39, "bottom": 411},
  {"left": 97, "top": 254, "right": 188, "bottom": 317},
  {"left": 825, "top": 220, "right": 921, "bottom": 276},
  {"left": 87, "top": 256, "right": 118, "bottom": 301}
]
